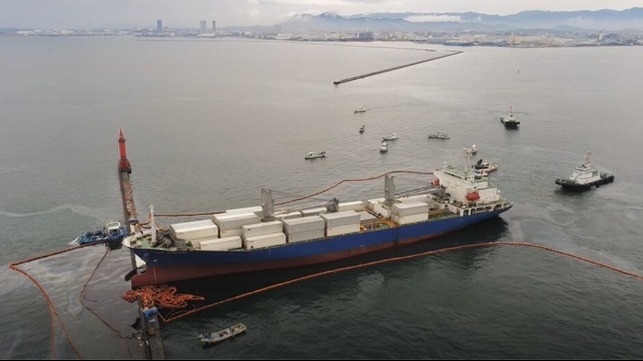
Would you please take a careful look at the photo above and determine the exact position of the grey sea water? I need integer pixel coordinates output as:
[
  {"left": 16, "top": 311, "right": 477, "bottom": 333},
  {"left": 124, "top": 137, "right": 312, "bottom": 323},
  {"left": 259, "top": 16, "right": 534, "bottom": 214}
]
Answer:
[{"left": 1, "top": 37, "right": 643, "bottom": 359}]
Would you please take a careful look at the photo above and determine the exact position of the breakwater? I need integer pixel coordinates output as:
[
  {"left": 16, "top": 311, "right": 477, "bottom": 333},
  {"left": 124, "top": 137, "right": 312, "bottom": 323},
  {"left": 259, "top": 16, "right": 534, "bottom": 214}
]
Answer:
[{"left": 333, "top": 51, "right": 462, "bottom": 85}]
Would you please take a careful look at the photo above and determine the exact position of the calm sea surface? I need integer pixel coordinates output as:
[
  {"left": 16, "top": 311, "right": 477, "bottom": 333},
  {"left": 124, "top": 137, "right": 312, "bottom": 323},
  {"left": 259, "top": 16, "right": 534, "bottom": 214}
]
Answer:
[{"left": 1, "top": 37, "right": 643, "bottom": 359}]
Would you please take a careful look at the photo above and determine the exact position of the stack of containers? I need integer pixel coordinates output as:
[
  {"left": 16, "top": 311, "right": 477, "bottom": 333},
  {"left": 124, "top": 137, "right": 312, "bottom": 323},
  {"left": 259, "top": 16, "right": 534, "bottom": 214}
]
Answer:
[
  {"left": 241, "top": 220, "right": 286, "bottom": 250},
  {"left": 212, "top": 212, "right": 261, "bottom": 238},
  {"left": 391, "top": 201, "right": 429, "bottom": 225},
  {"left": 169, "top": 219, "right": 242, "bottom": 251},
  {"left": 367, "top": 198, "right": 391, "bottom": 217},
  {"left": 321, "top": 211, "right": 361, "bottom": 236},
  {"left": 283, "top": 215, "right": 325, "bottom": 243},
  {"left": 170, "top": 219, "right": 218, "bottom": 240}
]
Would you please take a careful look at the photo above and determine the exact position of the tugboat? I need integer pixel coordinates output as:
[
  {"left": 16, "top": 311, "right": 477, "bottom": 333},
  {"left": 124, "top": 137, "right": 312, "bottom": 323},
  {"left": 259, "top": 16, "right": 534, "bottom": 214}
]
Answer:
[
  {"left": 500, "top": 107, "right": 520, "bottom": 129},
  {"left": 555, "top": 151, "right": 614, "bottom": 191},
  {"left": 69, "top": 220, "right": 128, "bottom": 248}
]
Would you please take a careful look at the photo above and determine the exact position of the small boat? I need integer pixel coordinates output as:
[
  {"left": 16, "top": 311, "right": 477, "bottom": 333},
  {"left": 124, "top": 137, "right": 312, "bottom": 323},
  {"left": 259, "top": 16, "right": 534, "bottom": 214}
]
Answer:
[
  {"left": 200, "top": 323, "right": 247, "bottom": 345},
  {"left": 69, "top": 220, "right": 128, "bottom": 246},
  {"left": 382, "top": 133, "right": 399, "bottom": 141},
  {"left": 379, "top": 141, "right": 388, "bottom": 153},
  {"left": 473, "top": 159, "right": 498, "bottom": 176},
  {"left": 464, "top": 144, "right": 478, "bottom": 155},
  {"left": 305, "top": 151, "right": 326, "bottom": 160},
  {"left": 354, "top": 107, "right": 367, "bottom": 113},
  {"left": 500, "top": 107, "right": 520, "bottom": 128},
  {"left": 359, "top": 125, "right": 365, "bottom": 134},
  {"left": 555, "top": 151, "right": 614, "bottom": 191},
  {"left": 427, "top": 131, "right": 450, "bottom": 139}
]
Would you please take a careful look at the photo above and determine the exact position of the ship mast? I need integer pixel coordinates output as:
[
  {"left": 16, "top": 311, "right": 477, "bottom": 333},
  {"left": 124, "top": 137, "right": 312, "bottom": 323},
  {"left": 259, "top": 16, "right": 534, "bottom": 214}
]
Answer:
[
  {"left": 150, "top": 204, "right": 156, "bottom": 246},
  {"left": 261, "top": 188, "right": 275, "bottom": 221}
]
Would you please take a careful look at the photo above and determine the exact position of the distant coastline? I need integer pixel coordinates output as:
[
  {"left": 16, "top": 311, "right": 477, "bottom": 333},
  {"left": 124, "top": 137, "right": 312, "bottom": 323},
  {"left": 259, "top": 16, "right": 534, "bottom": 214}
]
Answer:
[{"left": 3, "top": 7, "right": 643, "bottom": 48}]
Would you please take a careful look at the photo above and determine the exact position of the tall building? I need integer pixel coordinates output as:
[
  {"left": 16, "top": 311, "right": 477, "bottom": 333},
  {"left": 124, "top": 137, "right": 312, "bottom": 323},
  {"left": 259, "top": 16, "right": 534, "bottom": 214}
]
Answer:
[
  {"left": 200, "top": 20, "right": 207, "bottom": 34},
  {"left": 156, "top": 19, "right": 163, "bottom": 33},
  {"left": 212, "top": 20, "right": 216, "bottom": 33}
]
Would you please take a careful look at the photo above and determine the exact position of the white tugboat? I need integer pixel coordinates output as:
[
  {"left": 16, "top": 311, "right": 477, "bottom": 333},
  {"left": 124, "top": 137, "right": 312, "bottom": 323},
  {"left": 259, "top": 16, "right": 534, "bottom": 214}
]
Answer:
[{"left": 555, "top": 151, "right": 614, "bottom": 191}]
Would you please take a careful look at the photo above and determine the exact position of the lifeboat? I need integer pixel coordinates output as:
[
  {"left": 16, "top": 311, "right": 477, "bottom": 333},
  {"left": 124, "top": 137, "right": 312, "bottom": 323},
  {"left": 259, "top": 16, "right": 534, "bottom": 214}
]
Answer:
[{"left": 466, "top": 191, "right": 480, "bottom": 201}]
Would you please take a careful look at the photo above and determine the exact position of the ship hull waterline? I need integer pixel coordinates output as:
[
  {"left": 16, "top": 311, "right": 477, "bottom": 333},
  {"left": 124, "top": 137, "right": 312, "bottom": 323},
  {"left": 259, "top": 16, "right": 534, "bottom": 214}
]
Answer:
[{"left": 128, "top": 206, "right": 511, "bottom": 287}]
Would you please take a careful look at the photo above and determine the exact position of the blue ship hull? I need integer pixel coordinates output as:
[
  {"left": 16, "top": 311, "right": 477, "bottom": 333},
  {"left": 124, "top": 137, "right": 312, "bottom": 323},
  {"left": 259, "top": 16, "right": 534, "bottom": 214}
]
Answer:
[{"left": 129, "top": 206, "right": 511, "bottom": 286}]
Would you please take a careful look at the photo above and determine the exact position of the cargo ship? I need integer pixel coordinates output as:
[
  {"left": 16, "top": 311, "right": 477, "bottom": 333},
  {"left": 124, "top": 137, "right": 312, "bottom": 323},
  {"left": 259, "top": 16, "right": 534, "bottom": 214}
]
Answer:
[{"left": 123, "top": 154, "right": 512, "bottom": 287}]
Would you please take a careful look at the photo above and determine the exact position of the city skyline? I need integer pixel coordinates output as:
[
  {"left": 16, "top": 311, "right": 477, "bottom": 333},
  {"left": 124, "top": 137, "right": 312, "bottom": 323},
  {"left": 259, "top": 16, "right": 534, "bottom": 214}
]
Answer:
[{"left": 1, "top": 0, "right": 643, "bottom": 29}]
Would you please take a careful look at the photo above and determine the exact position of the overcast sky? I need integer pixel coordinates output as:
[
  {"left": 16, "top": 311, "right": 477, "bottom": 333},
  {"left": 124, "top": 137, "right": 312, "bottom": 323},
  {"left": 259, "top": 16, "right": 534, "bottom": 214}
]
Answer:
[{"left": 1, "top": 0, "right": 642, "bottom": 29}]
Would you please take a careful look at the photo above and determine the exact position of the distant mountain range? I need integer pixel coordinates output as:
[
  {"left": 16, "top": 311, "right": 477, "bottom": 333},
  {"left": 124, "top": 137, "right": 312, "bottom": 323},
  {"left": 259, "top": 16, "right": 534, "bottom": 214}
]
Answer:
[{"left": 227, "top": 8, "right": 643, "bottom": 34}]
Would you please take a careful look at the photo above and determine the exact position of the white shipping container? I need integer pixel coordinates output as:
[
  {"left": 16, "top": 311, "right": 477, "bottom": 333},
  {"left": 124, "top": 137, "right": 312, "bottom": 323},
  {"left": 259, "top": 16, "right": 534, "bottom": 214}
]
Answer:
[
  {"left": 392, "top": 213, "right": 429, "bottom": 225},
  {"left": 300, "top": 207, "right": 327, "bottom": 217},
  {"left": 274, "top": 211, "right": 303, "bottom": 220},
  {"left": 244, "top": 232, "right": 287, "bottom": 250},
  {"left": 367, "top": 198, "right": 386, "bottom": 211},
  {"left": 326, "top": 223, "right": 360, "bottom": 237},
  {"left": 225, "top": 206, "right": 263, "bottom": 216},
  {"left": 399, "top": 194, "right": 429, "bottom": 203},
  {"left": 369, "top": 203, "right": 391, "bottom": 218},
  {"left": 199, "top": 236, "right": 242, "bottom": 251},
  {"left": 283, "top": 216, "right": 325, "bottom": 234},
  {"left": 287, "top": 228, "right": 325, "bottom": 243},
  {"left": 242, "top": 220, "right": 284, "bottom": 238},
  {"left": 358, "top": 211, "right": 377, "bottom": 223},
  {"left": 321, "top": 211, "right": 361, "bottom": 228},
  {"left": 213, "top": 212, "right": 261, "bottom": 230},
  {"left": 338, "top": 201, "right": 365, "bottom": 212},
  {"left": 220, "top": 228, "right": 243, "bottom": 238},
  {"left": 170, "top": 219, "right": 219, "bottom": 241},
  {"left": 392, "top": 201, "right": 429, "bottom": 217}
]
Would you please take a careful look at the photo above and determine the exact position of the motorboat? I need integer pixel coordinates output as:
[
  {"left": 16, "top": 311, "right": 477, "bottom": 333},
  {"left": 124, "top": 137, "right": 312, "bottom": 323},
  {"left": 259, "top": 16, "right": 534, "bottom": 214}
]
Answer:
[
  {"left": 379, "top": 141, "right": 388, "bottom": 153},
  {"left": 200, "top": 323, "right": 247, "bottom": 345},
  {"left": 427, "top": 131, "right": 450, "bottom": 139},
  {"left": 382, "top": 133, "right": 399, "bottom": 141},
  {"left": 305, "top": 151, "right": 326, "bottom": 160},
  {"left": 474, "top": 159, "right": 498, "bottom": 176},
  {"left": 359, "top": 125, "right": 365, "bottom": 134},
  {"left": 354, "top": 107, "right": 367, "bottom": 113},
  {"left": 464, "top": 144, "right": 478, "bottom": 155}
]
